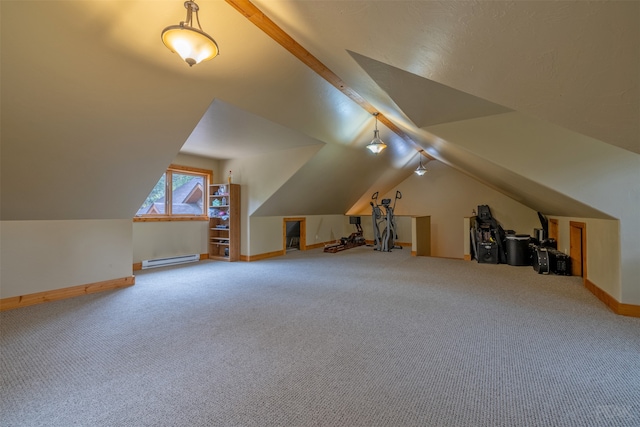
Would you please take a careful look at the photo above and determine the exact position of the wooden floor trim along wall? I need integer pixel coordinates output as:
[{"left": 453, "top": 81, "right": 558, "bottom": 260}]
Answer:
[
  {"left": 584, "top": 278, "right": 640, "bottom": 318},
  {"left": 306, "top": 242, "right": 331, "bottom": 250},
  {"left": 240, "top": 250, "right": 286, "bottom": 262},
  {"left": 0, "top": 276, "right": 135, "bottom": 311}
]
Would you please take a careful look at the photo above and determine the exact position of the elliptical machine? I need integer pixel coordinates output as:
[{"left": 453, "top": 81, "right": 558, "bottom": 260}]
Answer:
[{"left": 370, "top": 191, "right": 402, "bottom": 252}]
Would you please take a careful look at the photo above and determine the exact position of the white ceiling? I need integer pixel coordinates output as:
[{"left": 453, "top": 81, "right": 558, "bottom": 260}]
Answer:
[
  {"left": 1, "top": 0, "right": 638, "bottom": 221},
  {"left": 176, "top": 0, "right": 638, "bottom": 162},
  {"left": 181, "top": 99, "right": 325, "bottom": 159},
  {"left": 250, "top": 0, "right": 638, "bottom": 153}
]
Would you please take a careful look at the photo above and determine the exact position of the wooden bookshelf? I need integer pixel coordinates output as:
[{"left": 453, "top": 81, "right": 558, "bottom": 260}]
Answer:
[{"left": 208, "top": 183, "right": 240, "bottom": 261}]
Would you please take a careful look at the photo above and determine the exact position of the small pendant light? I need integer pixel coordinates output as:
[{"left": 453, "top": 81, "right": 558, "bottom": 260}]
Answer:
[
  {"left": 366, "top": 113, "right": 387, "bottom": 154},
  {"left": 414, "top": 151, "right": 429, "bottom": 176}
]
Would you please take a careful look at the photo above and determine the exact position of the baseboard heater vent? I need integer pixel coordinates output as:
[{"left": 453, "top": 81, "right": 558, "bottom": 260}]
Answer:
[{"left": 141, "top": 254, "right": 199, "bottom": 269}]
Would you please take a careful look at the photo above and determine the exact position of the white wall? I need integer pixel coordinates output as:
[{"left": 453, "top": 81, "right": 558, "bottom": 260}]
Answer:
[
  {"left": 305, "top": 215, "right": 353, "bottom": 246},
  {"left": 550, "top": 216, "right": 621, "bottom": 300},
  {"left": 247, "top": 217, "right": 283, "bottom": 256},
  {"left": 0, "top": 220, "right": 132, "bottom": 299},
  {"left": 174, "top": 153, "right": 220, "bottom": 181},
  {"left": 132, "top": 221, "right": 209, "bottom": 263},
  {"left": 221, "top": 145, "right": 323, "bottom": 216},
  {"left": 248, "top": 215, "right": 351, "bottom": 256}
]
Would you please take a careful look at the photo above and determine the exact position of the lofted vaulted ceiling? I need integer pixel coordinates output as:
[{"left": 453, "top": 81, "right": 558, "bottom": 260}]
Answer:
[
  {"left": 249, "top": 0, "right": 638, "bottom": 153},
  {"left": 1, "top": 0, "right": 638, "bottom": 221}
]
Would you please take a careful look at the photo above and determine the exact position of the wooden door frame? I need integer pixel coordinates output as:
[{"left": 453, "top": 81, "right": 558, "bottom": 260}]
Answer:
[
  {"left": 415, "top": 216, "right": 431, "bottom": 257},
  {"left": 548, "top": 218, "right": 559, "bottom": 242},
  {"left": 283, "top": 218, "right": 307, "bottom": 251},
  {"left": 570, "top": 221, "right": 587, "bottom": 279}
]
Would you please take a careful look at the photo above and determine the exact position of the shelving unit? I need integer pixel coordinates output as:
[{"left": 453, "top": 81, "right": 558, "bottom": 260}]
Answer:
[{"left": 208, "top": 183, "right": 240, "bottom": 261}]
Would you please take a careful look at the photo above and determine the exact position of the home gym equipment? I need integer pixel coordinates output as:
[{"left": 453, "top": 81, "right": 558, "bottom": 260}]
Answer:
[
  {"left": 370, "top": 192, "right": 383, "bottom": 250},
  {"left": 370, "top": 191, "right": 402, "bottom": 252},
  {"left": 323, "top": 217, "right": 366, "bottom": 253}
]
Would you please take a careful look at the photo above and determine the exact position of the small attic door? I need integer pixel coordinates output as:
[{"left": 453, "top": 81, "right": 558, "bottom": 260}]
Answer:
[{"left": 283, "top": 218, "right": 306, "bottom": 252}]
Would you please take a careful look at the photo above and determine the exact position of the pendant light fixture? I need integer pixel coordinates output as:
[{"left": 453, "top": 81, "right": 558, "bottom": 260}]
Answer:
[
  {"left": 365, "top": 113, "right": 387, "bottom": 154},
  {"left": 162, "top": 1, "right": 219, "bottom": 67},
  {"left": 414, "top": 151, "right": 429, "bottom": 176}
]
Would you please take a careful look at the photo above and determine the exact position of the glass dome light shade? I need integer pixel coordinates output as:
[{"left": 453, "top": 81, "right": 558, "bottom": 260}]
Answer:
[
  {"left": 414, "top": 164, "right": 427, "bottom": 176},
  {"left": 162, "top": 24, "right": 219, "bottom": 66},
  {"left": 366, "top": 129, "right": 387, "bottom": 154}
]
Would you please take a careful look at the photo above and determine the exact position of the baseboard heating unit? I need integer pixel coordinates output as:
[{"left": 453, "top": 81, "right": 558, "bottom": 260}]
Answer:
[{"left": 141, "top": 254, "right": 199, "bottom": 269}]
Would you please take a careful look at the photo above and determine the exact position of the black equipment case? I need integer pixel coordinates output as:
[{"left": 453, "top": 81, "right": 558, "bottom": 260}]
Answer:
[{"left": 532, "top": 246, "right": 572, "bottom": 275}]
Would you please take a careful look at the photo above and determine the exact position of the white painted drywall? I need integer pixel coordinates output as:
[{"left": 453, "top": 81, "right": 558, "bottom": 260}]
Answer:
[
  {"left": 248, "top": 215, "right": 351, "bottom": 257},
  {"left": 550, "top": 216, "right": 621, "bottom": 301},
  {"left": 0, "top": 220, "right": 132, "bottom": 299},
  {"left": 132, "top": 221, "right": 209, "bottom": 264}
]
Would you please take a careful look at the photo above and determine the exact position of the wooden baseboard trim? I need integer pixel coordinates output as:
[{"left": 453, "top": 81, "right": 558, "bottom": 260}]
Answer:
[
  {"left": 0, "top": 276, "right": 135, "bottom": 311},
  {"left": 412, "top": 254, "right": 464, "bottom": 260},
  {"left": 240, "top": 250, "right": 285, "bottom": 262},
  {"left": 584, "top": 278, "right": 640, "bottom": 318},
  {"left": 363, "top": 240, "right": 410, "bottom": 248},
  {"left": 306, "top": 242, "right": 328, "bottom": 250},
  {"left": 464, "top": 254, "right": 471, "bottom": 261}
]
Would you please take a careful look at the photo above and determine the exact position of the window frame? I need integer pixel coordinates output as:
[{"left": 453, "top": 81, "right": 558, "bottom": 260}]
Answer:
[{"left": 133, "top": 164, "right": 212, "bottom": 222}]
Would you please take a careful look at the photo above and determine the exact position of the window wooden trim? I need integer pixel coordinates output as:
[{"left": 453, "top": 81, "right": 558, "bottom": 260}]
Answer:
[
  {"left": 134, "top": 216, "right": 209, "bottom": 222},
  {"left": 133, "top": 164, "right": 213, "bottom": 222}
]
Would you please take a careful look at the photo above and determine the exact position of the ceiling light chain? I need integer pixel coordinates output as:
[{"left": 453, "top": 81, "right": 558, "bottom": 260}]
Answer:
[{"left": 162, "top": 1, "right": 219, "bottom": 67}]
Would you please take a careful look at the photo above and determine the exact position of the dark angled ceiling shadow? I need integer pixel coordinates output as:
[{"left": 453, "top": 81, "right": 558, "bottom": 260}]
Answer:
[{"left": 348, "top": 51, "right": 512, "bottom": 128}]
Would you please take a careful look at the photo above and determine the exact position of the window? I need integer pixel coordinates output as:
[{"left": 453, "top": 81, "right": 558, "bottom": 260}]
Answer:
[{"left": 134, "top": 165, "right": 212, "bottom": 221}]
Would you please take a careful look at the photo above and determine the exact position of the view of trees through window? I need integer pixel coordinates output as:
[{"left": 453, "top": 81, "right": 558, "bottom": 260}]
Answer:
[
  {"left": 138, "top": 174, "right": 167, "bottom": 215},
  {"left": 136, "top": 167, "right": 209, "bottom": 218}
]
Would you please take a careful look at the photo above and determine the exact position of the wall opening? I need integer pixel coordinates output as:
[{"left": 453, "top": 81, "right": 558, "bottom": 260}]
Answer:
[{"left": 283, "top": 218, "right": 306, "bottom": 253}]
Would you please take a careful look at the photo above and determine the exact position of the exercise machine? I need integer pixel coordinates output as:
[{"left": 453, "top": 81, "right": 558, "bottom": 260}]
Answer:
[
  {"left": 370, "top": 191, "right": 402, "bottom": 252},
  {"left": 323, "top": 217, "right": 366, "bottom": 253},
  {"left": 370, "top": 192, "right": 383, "bottom": 250}
]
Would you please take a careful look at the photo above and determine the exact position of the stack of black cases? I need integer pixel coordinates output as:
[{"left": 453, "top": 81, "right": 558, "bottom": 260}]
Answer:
[
  {"left": 532, "top": 246, "right": 572, "bottom": 275},
  {"left": 473, "top": 205, "right": 506, "bottom": 264}
]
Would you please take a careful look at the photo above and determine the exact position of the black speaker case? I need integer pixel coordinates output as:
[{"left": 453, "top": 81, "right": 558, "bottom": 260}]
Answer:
[{"left": 477, "top": 242, "right": 499, "bottom": 264}]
